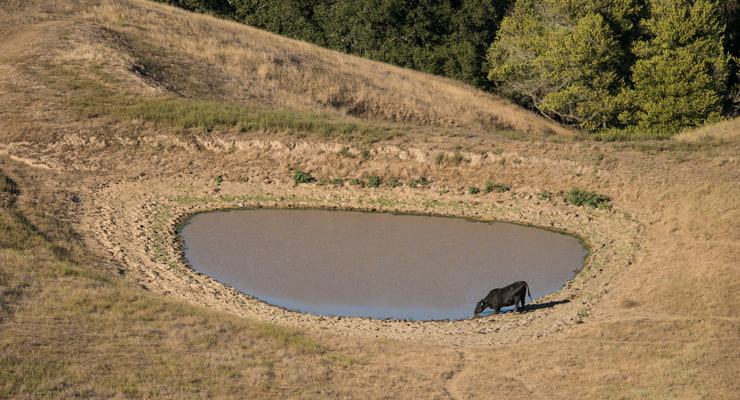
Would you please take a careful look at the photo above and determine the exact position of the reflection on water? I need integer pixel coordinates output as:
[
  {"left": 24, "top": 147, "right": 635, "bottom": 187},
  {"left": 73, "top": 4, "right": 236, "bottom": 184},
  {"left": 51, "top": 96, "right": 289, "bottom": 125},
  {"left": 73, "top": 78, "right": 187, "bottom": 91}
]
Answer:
[{"left": 180, "top": 209, "right": 588, "bottom": 320}]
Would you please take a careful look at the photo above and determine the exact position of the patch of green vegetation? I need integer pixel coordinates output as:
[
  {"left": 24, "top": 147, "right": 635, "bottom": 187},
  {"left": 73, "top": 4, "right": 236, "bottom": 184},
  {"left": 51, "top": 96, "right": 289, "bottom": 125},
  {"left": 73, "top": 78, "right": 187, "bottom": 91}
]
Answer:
[
  {"left": 365, "top": 175, "right": 381, "bottom": 188},
  {"left": 291, "top": 170, "right": 315, "bottom": 184},
  {"left": 123, "top": 97, "right": 396, "bottom": 141},
  {"left": 49, "top": 64, "right": 400, "bottom": 142},
  {"left": 565, "top": 188, "right": 611, "bottom": 209}
]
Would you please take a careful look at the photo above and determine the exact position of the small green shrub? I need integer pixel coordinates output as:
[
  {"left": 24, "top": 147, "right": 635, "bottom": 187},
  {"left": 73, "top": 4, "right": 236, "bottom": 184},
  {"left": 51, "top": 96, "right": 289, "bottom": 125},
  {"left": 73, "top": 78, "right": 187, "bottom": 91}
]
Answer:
[
  {"left": 388, "top": 178, "right": 400, "bottom": 188},
  {"left": 349, "top": 178, "right": 365, "bottom": 187},
  {"left": 366, "top": 175, "right": 381, "bottom": 188},
  {"left": 565, "top": 188, "right": 611, "bottom": 209},
  {"left": 291, "top": 170, "right": 315, "bottom": 184},
  {"left": 468, "top": 186, "right": 480, "bottom": 194}
]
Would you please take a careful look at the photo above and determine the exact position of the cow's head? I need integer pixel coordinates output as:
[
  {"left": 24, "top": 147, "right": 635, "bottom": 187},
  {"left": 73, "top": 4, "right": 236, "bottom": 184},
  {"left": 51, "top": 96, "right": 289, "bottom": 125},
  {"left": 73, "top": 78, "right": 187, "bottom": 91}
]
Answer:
[{"left": 474, "top": 300, "right": 486, "bottom": 315}]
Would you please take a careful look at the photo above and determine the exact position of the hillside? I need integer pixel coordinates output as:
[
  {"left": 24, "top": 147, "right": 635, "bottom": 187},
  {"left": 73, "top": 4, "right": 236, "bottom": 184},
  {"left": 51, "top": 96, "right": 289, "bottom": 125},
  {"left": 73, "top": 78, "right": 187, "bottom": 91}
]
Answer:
[{"left": 0, "top": 0, "right": 738, "bottom": 398}]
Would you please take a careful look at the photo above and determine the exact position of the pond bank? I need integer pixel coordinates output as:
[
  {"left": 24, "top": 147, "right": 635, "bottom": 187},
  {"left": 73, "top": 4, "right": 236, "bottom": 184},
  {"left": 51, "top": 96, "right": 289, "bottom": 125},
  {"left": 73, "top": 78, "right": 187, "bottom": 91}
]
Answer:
[{"left": 79, "top": 170, "right": 639, "bottom": 346}]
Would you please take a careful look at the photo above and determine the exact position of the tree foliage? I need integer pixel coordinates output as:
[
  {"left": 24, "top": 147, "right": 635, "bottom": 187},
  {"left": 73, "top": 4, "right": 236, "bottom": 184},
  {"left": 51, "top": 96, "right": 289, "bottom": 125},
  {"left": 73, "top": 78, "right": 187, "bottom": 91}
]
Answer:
[
  {"left": 620, "top": 0, "right": 730, "bottom": 135},
  {"left": 488, "top": 0, "right": 735, "bottom": 136}
]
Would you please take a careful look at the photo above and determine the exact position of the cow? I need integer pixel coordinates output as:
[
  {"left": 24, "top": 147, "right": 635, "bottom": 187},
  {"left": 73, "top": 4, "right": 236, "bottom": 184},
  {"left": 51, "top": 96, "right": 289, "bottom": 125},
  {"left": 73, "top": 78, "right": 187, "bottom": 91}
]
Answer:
[{"left": 474, "top": 281, "right": 532, "bottom": 315}]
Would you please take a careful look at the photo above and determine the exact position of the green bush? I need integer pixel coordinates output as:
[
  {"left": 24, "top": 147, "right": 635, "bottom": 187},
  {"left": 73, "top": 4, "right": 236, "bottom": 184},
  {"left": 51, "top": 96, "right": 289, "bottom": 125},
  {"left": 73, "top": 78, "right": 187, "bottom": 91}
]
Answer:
[
  {"left": 291, "top": 170, "right": 315, "bottom": 184},
  {"left": 565, "top": 188, "right": 611, "bottom": 209},
  {"left": 366, "top": 175, "right": 382, "bottom": 188},
  {"left": 468, "top": 186, "right": 480, "bottom": 194}
]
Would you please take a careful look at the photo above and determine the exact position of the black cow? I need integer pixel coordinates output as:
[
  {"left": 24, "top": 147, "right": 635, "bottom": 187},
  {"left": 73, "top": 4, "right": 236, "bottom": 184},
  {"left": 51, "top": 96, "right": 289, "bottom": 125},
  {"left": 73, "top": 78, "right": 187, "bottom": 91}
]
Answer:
[{"left": 474, "top": 281, "right": 532, "bottom": 315}]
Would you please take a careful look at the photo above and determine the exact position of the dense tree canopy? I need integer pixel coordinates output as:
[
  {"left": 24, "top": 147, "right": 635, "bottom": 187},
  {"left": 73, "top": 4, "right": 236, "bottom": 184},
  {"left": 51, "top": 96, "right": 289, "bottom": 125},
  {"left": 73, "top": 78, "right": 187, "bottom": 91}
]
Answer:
[{"left": 488, "top": 0, "right": 735, "bottom": 135}]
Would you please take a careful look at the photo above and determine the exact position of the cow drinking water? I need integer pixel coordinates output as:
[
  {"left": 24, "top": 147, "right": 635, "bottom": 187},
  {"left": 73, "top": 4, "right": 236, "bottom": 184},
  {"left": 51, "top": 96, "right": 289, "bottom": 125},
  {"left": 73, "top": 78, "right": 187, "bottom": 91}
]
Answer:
[{"left": 474, "top": 281, "right": 532, "bottom": 315}]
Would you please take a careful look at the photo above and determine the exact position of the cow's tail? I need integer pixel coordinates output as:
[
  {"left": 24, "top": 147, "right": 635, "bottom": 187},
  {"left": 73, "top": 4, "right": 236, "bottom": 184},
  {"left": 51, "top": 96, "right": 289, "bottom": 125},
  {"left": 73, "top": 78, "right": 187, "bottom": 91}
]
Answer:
[{"left": 525, "top": 281, "right": 532, "bottom": 300}]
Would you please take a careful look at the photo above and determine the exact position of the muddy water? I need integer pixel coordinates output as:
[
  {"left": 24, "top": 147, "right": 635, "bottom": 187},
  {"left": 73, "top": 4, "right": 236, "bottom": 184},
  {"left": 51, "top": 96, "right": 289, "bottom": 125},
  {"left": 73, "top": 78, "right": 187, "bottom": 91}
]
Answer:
[{"left": 180, "top": 209, "right": 588, "bottom": 320}]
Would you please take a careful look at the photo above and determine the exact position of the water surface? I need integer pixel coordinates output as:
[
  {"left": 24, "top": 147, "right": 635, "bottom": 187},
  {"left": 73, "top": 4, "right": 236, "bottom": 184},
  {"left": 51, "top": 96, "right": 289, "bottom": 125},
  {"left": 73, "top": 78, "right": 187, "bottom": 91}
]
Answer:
[{"left": 180, "top": 209, "right": 587, "bottom": 320}]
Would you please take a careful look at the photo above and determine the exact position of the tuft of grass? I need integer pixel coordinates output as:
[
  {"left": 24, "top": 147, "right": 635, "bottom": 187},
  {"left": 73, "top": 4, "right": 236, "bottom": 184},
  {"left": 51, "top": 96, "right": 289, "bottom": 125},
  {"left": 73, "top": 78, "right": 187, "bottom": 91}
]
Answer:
[
  {"left": 407, "top": 177, "right": 429, "bottom": 188},
  {"left": 484, "top": 182, "right": 510, "bottom": 193},
  {"left": 435, "top": 151, "right": 467, "bottom": 166}
]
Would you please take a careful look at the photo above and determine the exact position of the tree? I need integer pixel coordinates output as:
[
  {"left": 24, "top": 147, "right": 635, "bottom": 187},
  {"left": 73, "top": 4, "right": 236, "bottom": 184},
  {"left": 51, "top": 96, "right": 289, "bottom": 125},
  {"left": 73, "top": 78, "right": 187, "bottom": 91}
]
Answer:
[
  {"left": 620, "top": 0, "right": 730, "bottom": 135},
  {"left": 538, "top": 12, "right": 624, "bottom": 130},
  {"left": 488, "top": 0, "right": 733, "bottom": 135},
  {"left": 488, "top": 0, "right": 633, "bottom": 129}
]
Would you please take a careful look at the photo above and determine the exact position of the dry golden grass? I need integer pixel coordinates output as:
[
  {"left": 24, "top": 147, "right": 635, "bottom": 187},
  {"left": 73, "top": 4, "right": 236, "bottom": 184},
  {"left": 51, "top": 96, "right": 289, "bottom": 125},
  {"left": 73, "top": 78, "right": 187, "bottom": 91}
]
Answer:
[
  {"left": 675, "top": 117, "right": 740, "bottom": 143},
  {"left": 0, "top": 0, "right": 738, "bottom": 399}
]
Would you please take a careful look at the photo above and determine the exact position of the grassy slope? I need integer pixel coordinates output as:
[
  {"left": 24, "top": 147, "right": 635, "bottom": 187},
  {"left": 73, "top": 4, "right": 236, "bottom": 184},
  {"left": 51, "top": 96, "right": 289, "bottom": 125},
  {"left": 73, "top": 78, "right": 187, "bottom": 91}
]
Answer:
[{"left": 0, "top": 0, "right": 738, "bottom": 398}]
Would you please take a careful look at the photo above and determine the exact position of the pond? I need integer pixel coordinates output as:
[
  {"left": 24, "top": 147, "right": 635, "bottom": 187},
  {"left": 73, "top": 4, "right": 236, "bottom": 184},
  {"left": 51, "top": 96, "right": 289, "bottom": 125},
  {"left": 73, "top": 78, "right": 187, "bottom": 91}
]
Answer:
[{"left": 179, "top": 209, "right": 588, "bottom": 320}]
